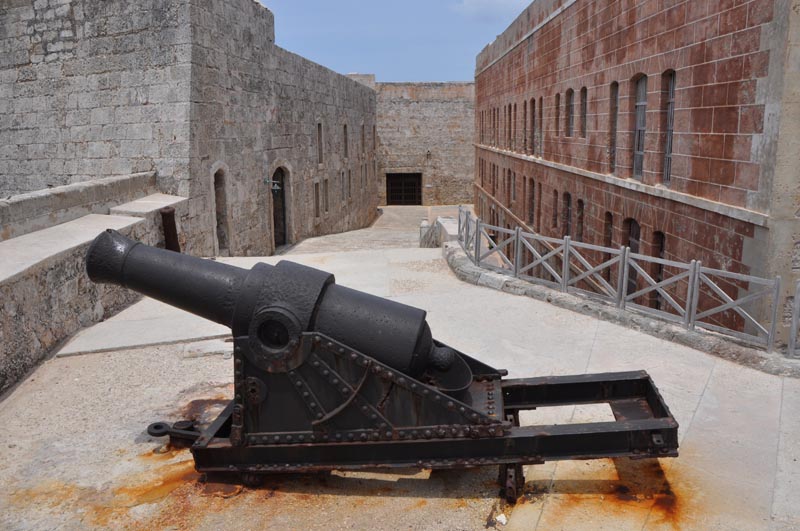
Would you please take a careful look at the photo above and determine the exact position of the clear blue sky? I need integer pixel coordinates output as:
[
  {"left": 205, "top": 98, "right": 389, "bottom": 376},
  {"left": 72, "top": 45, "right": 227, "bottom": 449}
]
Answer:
[{"left": 261, "top": 0, "right": 530, "bottom": 82}]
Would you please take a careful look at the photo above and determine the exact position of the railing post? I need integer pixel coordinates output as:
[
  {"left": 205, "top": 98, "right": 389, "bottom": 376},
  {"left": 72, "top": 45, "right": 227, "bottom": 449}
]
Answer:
[
  {"left": 457, "top": 206, "right": 463, "bottom": 241},
  {"left": 474, "top": 219, "right": 481, "bottom": 266},
  {"left": 617, "top": 246, "right": 629, "bottom": 309},
  {"left": 790, "top": 280, "right": 800, "bottom": 358},
  {"left": 464, "top": 213, "right": 471, "bottom": 253},
  {"left": 683, "top": 260, "right": 697, "bottom": 328},
  {"left": 767, "top": 276, "right": 781, "bottom": 354},
  {"left": 688, "top": 261, "right": 702, "bottom": 330},
  {"left": 513, "top": 226, "right": 522, "bottom": 278},
  {"left": 561, "top": 236, "right": 571, "bottom": 292}
]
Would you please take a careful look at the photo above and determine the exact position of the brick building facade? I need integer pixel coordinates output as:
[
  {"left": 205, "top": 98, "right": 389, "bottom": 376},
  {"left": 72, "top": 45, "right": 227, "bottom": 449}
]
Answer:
[{"left": 474, "top": 0, "right": 800, "bottom": 343}]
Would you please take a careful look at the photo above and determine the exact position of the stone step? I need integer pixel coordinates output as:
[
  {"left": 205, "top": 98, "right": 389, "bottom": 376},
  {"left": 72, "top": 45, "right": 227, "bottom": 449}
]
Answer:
[
  {"left": 0, "top": 213, "right": 143, "bottom": 284},
  {"left": 109, "top": 193, "right": 187, "bottom": 217}
]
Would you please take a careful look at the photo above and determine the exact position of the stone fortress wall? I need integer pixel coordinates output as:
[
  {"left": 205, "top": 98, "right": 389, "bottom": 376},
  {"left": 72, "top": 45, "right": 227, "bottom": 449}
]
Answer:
[{"left": 0, "top": 0, "right": 379, "bottom": 394}]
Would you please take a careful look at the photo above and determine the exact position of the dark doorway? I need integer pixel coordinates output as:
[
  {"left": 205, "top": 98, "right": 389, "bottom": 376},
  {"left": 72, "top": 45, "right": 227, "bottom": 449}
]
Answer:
[
  {"left": 386, "top": 173, "right": 422, "bottom": 205},
  {"left": 624, "top": 218, "right": 641, "bottom": 297},
  {"left": 213, "top": 169, "right": 230, "bottom": 256},
  {"left": 272, "top": 168, "right": 287, "bottom": 248}
]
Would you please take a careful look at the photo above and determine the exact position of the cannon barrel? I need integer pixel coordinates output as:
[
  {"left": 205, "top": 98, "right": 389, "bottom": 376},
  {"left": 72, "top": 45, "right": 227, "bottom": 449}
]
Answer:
[
  {"left": 86, "top": 229, "right": 248, "bottom": 327},
  {"left": 86, "top": 230, "right": 471, "bottom": 389}
]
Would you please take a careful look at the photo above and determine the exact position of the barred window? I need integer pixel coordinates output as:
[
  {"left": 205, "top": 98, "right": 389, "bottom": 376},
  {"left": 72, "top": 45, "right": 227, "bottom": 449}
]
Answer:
[
  {"left": 609, "top": 82, "right": 619, "bottom": 173},
  {"left": 566, "top": 89, "right": 574, "bottom": 137},
  {"left": 580, "top": 87, "right": 588, "bottom": 138},
  {"left": 633, "top": 75, "right": 648, "bottom": 180},
  {"left": 661, "top": 71, "right": 676, "bottom": 185}
]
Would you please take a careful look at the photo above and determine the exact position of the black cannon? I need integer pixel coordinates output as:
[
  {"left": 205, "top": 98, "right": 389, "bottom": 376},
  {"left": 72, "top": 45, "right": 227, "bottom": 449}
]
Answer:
[{"left": 86, "top": 229, "right": 678, "bottom": 501}]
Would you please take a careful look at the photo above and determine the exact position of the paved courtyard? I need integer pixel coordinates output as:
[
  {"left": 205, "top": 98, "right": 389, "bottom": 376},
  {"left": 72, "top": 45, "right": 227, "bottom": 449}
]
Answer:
[{"left": 1, "top": 207, "right": 798, "bottom": 530}]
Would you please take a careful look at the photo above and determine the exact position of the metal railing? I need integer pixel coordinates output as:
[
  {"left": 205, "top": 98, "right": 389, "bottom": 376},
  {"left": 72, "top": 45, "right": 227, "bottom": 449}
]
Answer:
[{"left": 457, "top": 206, "right": 783, "bottom": 352}]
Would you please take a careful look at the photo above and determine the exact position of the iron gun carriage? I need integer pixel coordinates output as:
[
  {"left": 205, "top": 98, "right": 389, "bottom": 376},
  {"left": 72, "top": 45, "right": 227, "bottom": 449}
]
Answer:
[{"left": 86, "top": 229, "right": 678, "bottom": 501}]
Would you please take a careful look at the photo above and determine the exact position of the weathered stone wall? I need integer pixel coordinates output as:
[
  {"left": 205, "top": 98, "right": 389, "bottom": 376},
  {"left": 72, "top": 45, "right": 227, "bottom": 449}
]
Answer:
[
  {"left": 0, "top": 0, "right": 192, "bottom": 198},
  {"left": 0, "top": 0, "right": 378, "bottom": 256},
  {"left": 374, "top": 81, "right": 475, "bottom": 206},
  {"left": 188, "top": 0, "right": 379, "bottom": 256},
  {"left": 0, "top": 172, "right": 157, "bottom": 241}
]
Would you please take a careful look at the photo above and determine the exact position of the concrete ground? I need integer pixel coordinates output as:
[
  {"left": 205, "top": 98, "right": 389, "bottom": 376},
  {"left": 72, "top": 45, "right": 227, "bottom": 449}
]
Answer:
[{"left": 2, "top": 206, "right": 798, "bottom": 531}]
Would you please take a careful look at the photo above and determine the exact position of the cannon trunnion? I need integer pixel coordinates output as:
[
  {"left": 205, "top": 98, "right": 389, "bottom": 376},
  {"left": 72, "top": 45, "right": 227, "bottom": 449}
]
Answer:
[{"left": 86, "top": 230, "right": 678, "bottom": 501}]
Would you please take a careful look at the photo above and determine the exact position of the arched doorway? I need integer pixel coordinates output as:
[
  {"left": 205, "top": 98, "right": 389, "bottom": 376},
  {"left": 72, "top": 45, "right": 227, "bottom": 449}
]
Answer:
[
  {"left": 213, "top": 168, "right": 230, "bottom": 256},
  {"left": 271, "top": 168, "right": 287, "bottom": 248}
]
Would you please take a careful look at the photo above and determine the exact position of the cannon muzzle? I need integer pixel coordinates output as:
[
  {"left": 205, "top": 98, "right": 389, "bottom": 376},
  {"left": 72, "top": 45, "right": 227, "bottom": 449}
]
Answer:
[{"left": 86, "top": 229, "right": 247, "bottom": 327}]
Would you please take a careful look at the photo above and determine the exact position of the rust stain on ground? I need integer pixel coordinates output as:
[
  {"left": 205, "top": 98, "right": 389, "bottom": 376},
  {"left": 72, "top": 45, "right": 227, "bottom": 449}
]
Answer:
[
  {"left": 528, "top": 459, "right": 689, "bottom": 530},
  {"left": 179, "top": 395, "right": 229, "bottom": 422},
  {"left": 114, "top": 460, "right": 200, "bottom": 507}
]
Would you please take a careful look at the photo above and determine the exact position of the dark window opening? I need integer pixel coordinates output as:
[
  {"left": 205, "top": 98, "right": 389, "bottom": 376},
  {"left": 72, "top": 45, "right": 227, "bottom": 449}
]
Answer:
[
  {"left": 661, "top": 70, "right": 676, "bottom": 185},
  {"left": 609, "top": 82, "right": 619, "bottom": 173},
  {"left": 552, "top": 189, "right": 559, "bottom": 229},
  {"left": 624, "top": 218, "right": 641, "bottom": 296},
  {"left": 343, "top": 124, "right": 348, "bottom": 158},
  {"left": 580, "top": 87, "right": 588, "bottom": 138},
  {"left": 314, "top": 182, "right": 320, "bottom": 218},
  {"left": 633, "top": 75, "right": 648, "bottom": 179},
  {"left": 386, "top": 173, "right": 422, "bottom": 205},
  {"left": 555, "top": 94, "right": 561, "bottom": 136},
  {"left": 566, "top": 89, "right": 574, "bottom": 137},
  {"left": 271, "top": 168, "right": 287, "bottom": 248},
  {"left": 562, "top": 192, "right": 572, "bottom": 237},
  {"left": 527, "top": 178, "right": 535, "bottom": 225},
  {"left": 576, "top": 199, "right": 584, "bottom": 241},
  {"left": 317, "top": 123, "right": 324, "bottom": 164},
  {"left": 213, "top": 169, "right": 230, "bottom": 255},
  {"left": 603, "top": 212, "right": 613, "bottom": 281}
]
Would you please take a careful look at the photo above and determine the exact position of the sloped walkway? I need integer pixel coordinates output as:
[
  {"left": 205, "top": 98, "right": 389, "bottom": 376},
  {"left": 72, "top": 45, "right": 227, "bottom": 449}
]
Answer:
[{"left": 1, "top": 206, "right": 798, "bottom": 531}]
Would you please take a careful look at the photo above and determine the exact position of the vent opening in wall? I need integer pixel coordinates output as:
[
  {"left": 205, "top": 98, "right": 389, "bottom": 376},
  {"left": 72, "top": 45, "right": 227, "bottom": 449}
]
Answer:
[{"left": 386, "top": 173, "right": 422, "bottom": 205}]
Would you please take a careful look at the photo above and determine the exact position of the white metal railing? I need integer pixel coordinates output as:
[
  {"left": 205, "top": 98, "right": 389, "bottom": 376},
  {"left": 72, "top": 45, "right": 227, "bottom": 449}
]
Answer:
[{"left": 456, "top": 206, "right": 784, "bottom": 353}]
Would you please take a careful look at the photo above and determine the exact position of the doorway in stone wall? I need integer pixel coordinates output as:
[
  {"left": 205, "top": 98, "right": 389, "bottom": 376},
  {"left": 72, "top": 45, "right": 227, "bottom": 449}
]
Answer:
[
  {"left": 271, "top": 168, "right": 288, "bottom": 248},
  {"left": 213, "top": 168, "right": 230, "bottom": 256},
  {"left": 386, "top": 173, "right": 422, "bottom": 205}
]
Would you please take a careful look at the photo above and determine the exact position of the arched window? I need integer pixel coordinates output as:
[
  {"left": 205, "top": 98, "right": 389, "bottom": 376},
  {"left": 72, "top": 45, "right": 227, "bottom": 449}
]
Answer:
[
  {"left": 609, "top": 82, "right": 619, "bottom": 173},
  {"left": 552, "top": 189, "right": 559, "bottom": 228},
  {"left": 213, "top": 169, "right": 230, "bottom": 255},
  {"left": 555, "top": 94, "right": 561, "bottom": 136},
  {"left": 603, "top": 212, "right": 613, "bottom": 281},
  {"left": 343, "top": 124, "right": 348, "bottom": 159},
  {"left": 538, "top": 97, "right": 543, "bottom": 153},
  {"left": 530, "top": 98, "right": 536, "bottom": 154},
  {"left": 576, "top": 199, "right": 585, "bottom": 241},
  {"left": 580, "top": 87, "right": 588, "bottom": 138},
  {"left": 566, "top": 89, "right": 575, "bottom": 137},
  {"left": 633, "top": 75, "right": 648, "bottom": 179},
  {"left": 651, "top": 231, "right": 666, "bottom": 310},
  {"left": 527, "top": 178, "right": 535, "bottom": 225},
  {"left": 523, "top": 100, "right": 528, "bottom": 152},
  {"left": 661, "top": 70, "right": 676, "bottom": 185},
  {"left": 562, "top": 192, "right": 572, "bottom": 237},
  {"left": 623, "top": 218, "right": 641, "bottom": 296}
]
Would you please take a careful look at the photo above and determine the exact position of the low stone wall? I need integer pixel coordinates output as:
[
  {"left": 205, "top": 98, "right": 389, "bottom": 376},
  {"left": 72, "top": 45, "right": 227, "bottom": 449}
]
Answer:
[{"left": 0, "top": 172, "right": 157, "bottom": 242}]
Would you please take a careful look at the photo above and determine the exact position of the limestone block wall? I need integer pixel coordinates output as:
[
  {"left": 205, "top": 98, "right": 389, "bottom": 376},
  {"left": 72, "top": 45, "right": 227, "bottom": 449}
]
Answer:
[
  {"left": 0, "top": 0, "right": 192, "bottom": 198},
  {"left": 188, "top": 0, "right": 379, "bottom": 257},
  {"left": 375, "top": 82, "right": 475, "bottom": 206},
  {"left": 0, "top": 172, "right": 157, "bottom": 241}
]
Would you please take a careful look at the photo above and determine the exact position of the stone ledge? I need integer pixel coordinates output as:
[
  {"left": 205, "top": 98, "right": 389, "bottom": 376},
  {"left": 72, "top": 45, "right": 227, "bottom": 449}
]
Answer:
[
  {"left": 0, "top": 214, "right": 144, "bottom": 284},
  {"left": 442, "top": 241, "right": 800, "bottom": 379}
]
